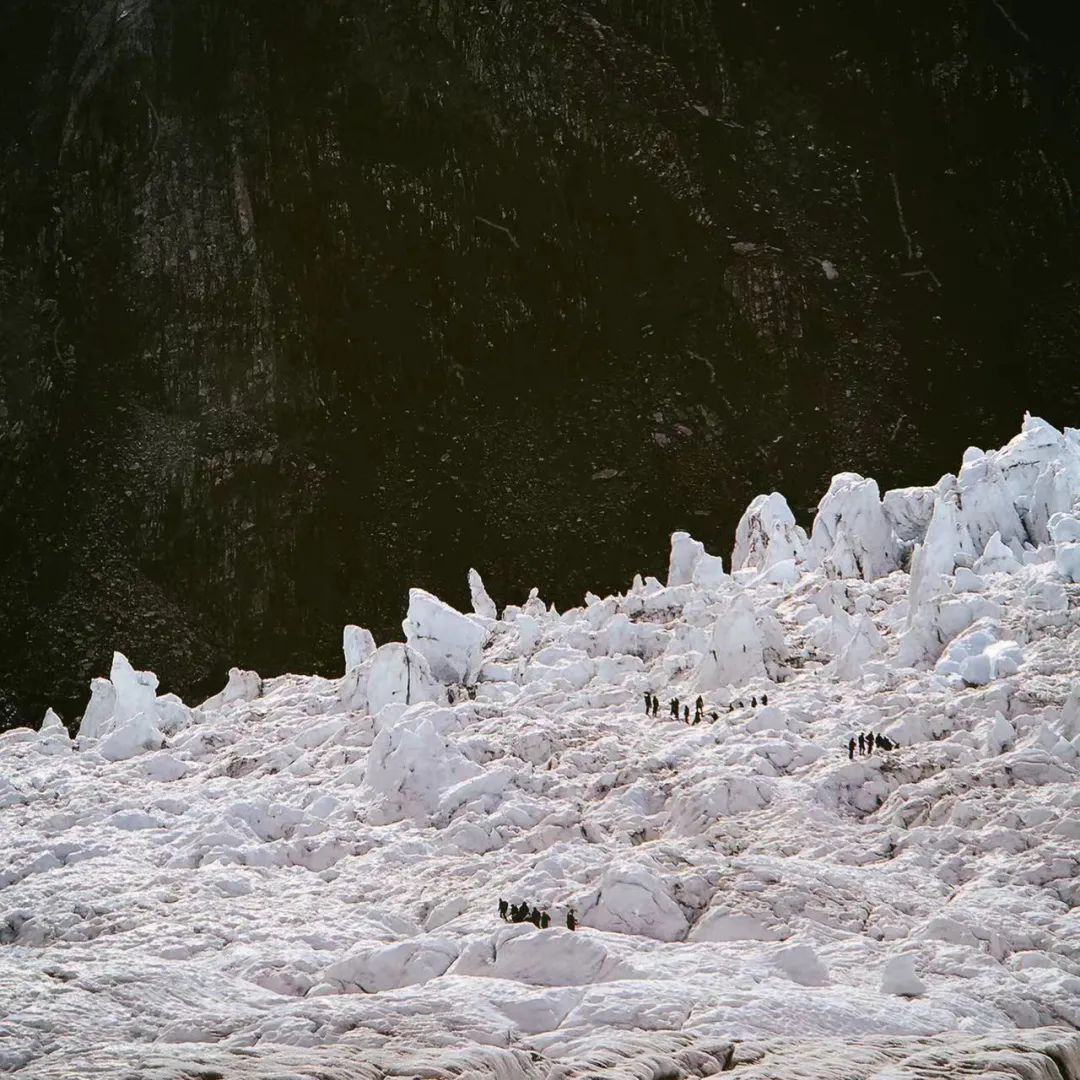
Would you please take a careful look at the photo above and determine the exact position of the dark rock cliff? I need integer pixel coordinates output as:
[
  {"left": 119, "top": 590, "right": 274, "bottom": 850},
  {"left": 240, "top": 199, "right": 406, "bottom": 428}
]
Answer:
[{"left": 2, "top": 0, "right": 1078, "bottom": 726}]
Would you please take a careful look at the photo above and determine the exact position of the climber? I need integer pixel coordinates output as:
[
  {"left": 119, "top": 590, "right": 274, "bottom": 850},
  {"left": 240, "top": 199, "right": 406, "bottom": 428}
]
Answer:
[
  {"left": 848, "top": 737, "right": 856, "bottom": 760},
  {"left": 511, "top": 904, "right": 527, "bottom": 924},
  {"left": 865, "top": 731, "right": 875, "bottom": 754},
  {"left": 540, "top": 911, "right": 550, "bottom": 929},
  {"left": 566, "top": 909, "right": 577, "bottom": 931},
  {"left": 670, "top": 697, "right": 679, "bottom": 718},
  {"left": 651, "top": 695, "right": 660, "bottom": 717},
  {"left": 751, "top": 695, "right": 757, "bottom": 707},
  {"left": 498, "top": 898, "right": 508, "bottom": 921},
  {"left": 695, "top": 695, "right": 704, "bottom": 714},
  {"left": 857, "top": 733, "right": 865, "bottom": 755},
  {"left": 761, "top": 693, "right": 768, "bottom": 706},
  {"left": 644, "top": 692, "right": 652, "bottom": 715},
  {"left": 683, "top": 705, "right": 690, "bottom": 723},
  {"left": 530, "top": 907, "right": 542, "bottom": 928}
]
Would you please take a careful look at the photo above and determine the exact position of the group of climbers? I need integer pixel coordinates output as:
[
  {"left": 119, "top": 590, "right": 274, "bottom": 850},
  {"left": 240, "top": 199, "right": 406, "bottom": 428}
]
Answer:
[
  {"left": 645, "top": 688, "right": 901, "bottom": 760},
  {"left": 498, "top": 899, "right": 575, "bottom": 930},
  {"left": 847, "top": 731, "right": 898, "bottom": 758},
  {"left": 646, "top": 692, "right": 767, "bottom": 725}
]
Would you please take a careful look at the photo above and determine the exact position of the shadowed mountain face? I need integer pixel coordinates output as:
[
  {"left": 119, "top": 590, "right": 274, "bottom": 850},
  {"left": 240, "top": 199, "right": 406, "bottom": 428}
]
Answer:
[{"left": 2, "top": 0, "right": 1079, "bottom": 726}]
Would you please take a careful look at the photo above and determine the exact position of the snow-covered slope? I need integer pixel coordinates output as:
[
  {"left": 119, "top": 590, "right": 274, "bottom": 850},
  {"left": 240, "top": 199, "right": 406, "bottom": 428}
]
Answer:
[{"left": 3, "top": 415, "right": 1080, "bottom": 1078}]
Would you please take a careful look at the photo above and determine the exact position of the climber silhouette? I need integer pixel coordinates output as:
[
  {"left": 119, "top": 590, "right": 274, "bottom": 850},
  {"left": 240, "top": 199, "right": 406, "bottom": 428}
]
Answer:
[
  {"left": 498, "top": 898, "right": 508, "bottom": 921},
  {"left": 848, "top": 737, "right": 856, "bottom": 760},
  {"left": 540, "top": 911, "right": 550, "bottom": 929},
  {"left": 761, "top": 693, "right": 768, "bottom": 706},
  {"left": 858, "top": 733, "right": 865, "bottom": 755},
  {"left": 695, "top": 696, "right": 704, "bottom": 713},
  {"left": 566, "top": 909, "right": 577, "bottom": 931},
  {"left": 683, "top": 705, "right": 690, "bottom": 723},
  {"left": 530, "top": 907, "right": 542, "bottom": 928},
  {"left": 644, "top": 692, "right": 652, "bottom": 715},
  {"left": 865, "top": 731, "right": 874, "bottom": 754},
  {"left": 651, "top": 695, "right": 660, "bottom": 717},
  {"left": 751, "top": 696, "right": 757, "bottom": 707},
  {"left": 670, "top": 698, "right": 679, "bottom": 718}
]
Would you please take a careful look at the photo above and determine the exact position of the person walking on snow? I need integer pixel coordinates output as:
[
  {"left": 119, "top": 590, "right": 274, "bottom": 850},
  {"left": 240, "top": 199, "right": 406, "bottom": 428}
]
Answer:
[
  {"left": 644, "top": 692, "right": 652, "bottom": 715},
  {"left": 857, "top": 733, "right": 865, "bottom": 755},
  {"left": 566, "top": 909, "right": 577, "bottom": 931},
  {"left": 670, "top": 698, "right": 680, "bottom": 718},
  {"left": 652, "top": 694, "right": 660, "bottom": 717},
  {"left": 683, "top": 705, "right": 690, "bottom": 723},
  {"left": 498, "top": 898, "right": 508, "bottom": 921},
  {"left": 848, "top": 737, "right": 856, "bottom": 760}
]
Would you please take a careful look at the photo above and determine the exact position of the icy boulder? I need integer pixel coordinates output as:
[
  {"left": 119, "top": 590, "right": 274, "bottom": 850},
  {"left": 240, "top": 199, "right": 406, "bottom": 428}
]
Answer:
[
  {"left": 1048, "top": 512, "right": 1080, "bottom": 582},
  {"left": 366, "top": 643, "right": 446, "bottom": 715},
  {"left": 881, "top": 954, "right": 926, "bottom": 997},
  {"left": 77, "top": 677, "right": 117, "bottom": 741},
  {"left": 486, "top": 928, "right": 616, "bottom": 986},
  {"left": 935, "top": 621, "right": 1022, "bottom": 686},
  {"left": 772, "top": 943, "right": 830, "bottom": 986},
  {"left": 882, "top": 485, "right": 936, "bottom": 544},
  {"left": 321, "top": 937, "right": 459, "bottom": 994},
  {"left": 403, "top": 588, "right": 488, "bottom": 685},
  {"left": 956, "top": 451, "right": 1027, "bottom": 553},
  {"left": 732, "top": 492, "right": 807, "bottom": 571},
  {"left": 1055, "top": 543, "right": 1080, "bottom": 584},
  {"left": 343, "top": 626, "right": 377, "bottom": 672},
  {"left": 37, "top": 709, "right": 72, "bottom": 756},
  {"left": 198, "top": 667, "right": 262, "bottom": 711},
  {"left": 973, "top": 532, "right": 1022, "bottom": 576},
  {"left": 1060, "top": 686, "right": 1080, "bottom": 740},
  {"left": 807, "top": 473, "right": 899, "bottom": 581},
  {"left": 994, "top": 414, "right": 1079, "bottom": 511},
  {"left": 667, "top": 532, "right": 706, "bottom": 587},
  {"left": 77, "top": 652, "right": 190, "bottom": 743},
  {"left": 39, "top": 708, "right": 63, "bottom": 733},
  {"left": 1048, "top": 511, "right": 1080, "bottom": 542},
  {"left": 110, "top": 652, "right": 159, "bottom": 724},
  {"left": 363, "top": 709, "right": 481, "bottom": 821},
  {"left": 578, "top": 865, "right": 689, "bottom": 942},
  {"left": 986, "top": 713, "right": 1015, "bottom": 755},
  {"left": 907, "top": 489, "right": 980, "bottom": 615},
  {"left": 826, "top": 614, "right": 885, "bottom": 681},
  {"left": 691, "top": 552, "right": 728, "bottom": 588},
  {"left": 99, "top": 712, "right": 165, "bottom": 762},
  {"left": 468, "top": 568, "right": 498, "bottom": 620},
  {"left": 1029, "top": 459, "right": 1080, "bottom": 545},
  {"left": 693, "top": 592, "right": 768, "bottom": 690},
  {"left": 690, "top": 911, "right": 786, "bottom": 943}
]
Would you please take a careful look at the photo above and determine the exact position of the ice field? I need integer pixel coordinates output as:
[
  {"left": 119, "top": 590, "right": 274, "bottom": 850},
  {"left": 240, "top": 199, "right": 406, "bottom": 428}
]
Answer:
[{"left": 2, "top": 414, "right": 1080, "bottom": 1078}]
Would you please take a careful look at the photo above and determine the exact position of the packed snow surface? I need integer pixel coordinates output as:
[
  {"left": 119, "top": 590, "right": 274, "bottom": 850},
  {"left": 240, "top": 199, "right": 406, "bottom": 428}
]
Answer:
[{"left": 3, "top": 415, "right": 1080, "bottom": 1078}]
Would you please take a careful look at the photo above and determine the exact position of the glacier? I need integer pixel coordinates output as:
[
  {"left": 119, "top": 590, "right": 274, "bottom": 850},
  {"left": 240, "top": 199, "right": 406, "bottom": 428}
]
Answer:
[{"left": 2, "top": 414, "right": 1080, "bottom": 1078}]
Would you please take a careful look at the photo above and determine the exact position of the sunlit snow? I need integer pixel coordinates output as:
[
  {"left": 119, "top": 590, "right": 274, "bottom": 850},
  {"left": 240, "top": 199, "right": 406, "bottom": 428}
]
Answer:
[{"left": 3, "top": 415, "right": 1080, "bottom": 1078}]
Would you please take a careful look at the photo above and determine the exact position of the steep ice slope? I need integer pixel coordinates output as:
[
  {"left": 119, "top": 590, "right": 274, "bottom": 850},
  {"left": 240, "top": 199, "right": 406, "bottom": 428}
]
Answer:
[{"left": 2, "top": 415, "right": 1080, "bottom": 1078}]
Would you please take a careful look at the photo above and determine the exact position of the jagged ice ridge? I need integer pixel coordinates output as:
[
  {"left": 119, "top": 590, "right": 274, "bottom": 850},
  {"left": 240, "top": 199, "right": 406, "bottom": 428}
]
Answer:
[{"left": 2, "top": 415, "right": 1080, "bottom": 1079}]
